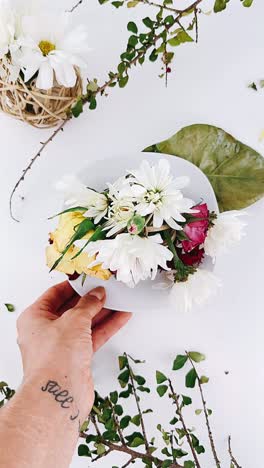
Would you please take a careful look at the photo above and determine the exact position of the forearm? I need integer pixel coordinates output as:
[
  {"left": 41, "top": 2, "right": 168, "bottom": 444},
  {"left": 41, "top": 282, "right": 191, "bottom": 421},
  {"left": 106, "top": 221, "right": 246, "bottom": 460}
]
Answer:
[{"left": 0, "top": 372, "right": 86, "bottom": 468}]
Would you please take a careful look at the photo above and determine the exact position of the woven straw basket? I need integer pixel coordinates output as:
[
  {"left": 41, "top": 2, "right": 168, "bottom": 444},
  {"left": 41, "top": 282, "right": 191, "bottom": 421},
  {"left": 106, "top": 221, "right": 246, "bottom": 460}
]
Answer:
[{"left": 0, "top": 60, "right": 82, "bottom": 128}]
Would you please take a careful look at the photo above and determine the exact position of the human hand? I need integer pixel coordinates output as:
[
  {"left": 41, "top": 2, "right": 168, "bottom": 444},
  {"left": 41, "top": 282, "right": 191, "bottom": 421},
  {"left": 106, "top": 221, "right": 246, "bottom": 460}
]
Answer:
[{"left": 17, "top": 281, "right": 131, "bottom": 422}]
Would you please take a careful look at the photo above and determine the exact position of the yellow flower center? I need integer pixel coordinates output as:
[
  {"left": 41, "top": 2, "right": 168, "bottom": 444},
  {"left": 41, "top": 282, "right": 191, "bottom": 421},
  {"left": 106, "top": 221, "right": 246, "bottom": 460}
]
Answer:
[{"left": 38, "top": 40, "right": 56, "bottom": 56}]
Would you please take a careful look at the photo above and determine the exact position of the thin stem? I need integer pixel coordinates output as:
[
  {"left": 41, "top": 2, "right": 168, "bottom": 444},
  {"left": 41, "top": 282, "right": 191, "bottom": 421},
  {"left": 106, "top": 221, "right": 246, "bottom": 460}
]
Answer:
[
  {"left": 9, "top": 119, "right": 68, "bottom": 222},
  {"left": 137, "top": 0, "right": 181, "bottom": 13},
  {"left": 122, "top": 457, "right": 135, "bottom": 468},
  {"left": 125, "top": 353, "right": 150, "bottom": 455},
  {"left": 228, "top": 436, "right": 242, "bottom": 468},
  {"left": 108, "top": 398, "right": 126, "bottom": 445},
  {"left": 194, "top": 7, "right": 199, "bottom": 42},
  {"left": 186, "top": 352, "right": 221, "bottom": 468},
  {"left": 67, "top": 0, "right": 84, "bottom": 12},
  {"left": 168, "top": 379, "right": 201, "bottom": 468}
]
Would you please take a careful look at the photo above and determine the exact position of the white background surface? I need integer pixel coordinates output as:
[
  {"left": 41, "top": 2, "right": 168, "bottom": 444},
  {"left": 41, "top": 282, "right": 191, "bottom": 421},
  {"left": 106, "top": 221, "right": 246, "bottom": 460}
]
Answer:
[{"left": 0, "top": 0, "right": 263, "bottom": 466}]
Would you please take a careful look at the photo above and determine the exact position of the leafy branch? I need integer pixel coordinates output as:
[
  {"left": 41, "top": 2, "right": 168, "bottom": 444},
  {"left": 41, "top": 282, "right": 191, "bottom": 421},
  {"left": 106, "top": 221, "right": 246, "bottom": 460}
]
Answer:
[
  {"left": 77, "top": 351, "right": 243, "bottom": 467},
  {"left": 9, "top": 0, "right": 254, "bottom": 220}
]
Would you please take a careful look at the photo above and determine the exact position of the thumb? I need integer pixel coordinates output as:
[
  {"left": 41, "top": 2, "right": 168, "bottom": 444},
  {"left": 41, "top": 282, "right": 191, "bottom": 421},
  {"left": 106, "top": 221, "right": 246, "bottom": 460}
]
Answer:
[{"left": 68, "top": 287, "right": 106, "bottom": 323}]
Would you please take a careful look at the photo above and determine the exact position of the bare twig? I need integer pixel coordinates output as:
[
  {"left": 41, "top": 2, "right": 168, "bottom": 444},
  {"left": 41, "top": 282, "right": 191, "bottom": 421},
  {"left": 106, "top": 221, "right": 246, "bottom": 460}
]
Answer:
[
  {"left": 122, "top": 457, "right": 135, "bottom": 468},
  {"left": 168, "top": 379, "right": 201, "bottom": 468},
  {"left": 9, "top": 119, "right": 68, "bottom": 221},
  {"left": 228, "top": 436, "right": 242, "bottom": 468},
  {"left": 194, "top": 7, "right": 199, "bottom": 42},
  {"left": 67, "top": 0, "right": 84, "bottom": 12},
  {"left": 186, "top": 352, "right": 221, "bottom": 468}
]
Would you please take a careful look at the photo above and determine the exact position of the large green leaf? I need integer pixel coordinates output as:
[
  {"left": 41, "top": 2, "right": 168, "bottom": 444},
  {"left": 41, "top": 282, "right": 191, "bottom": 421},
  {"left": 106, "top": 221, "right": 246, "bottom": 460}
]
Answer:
[{"left": 143, "top": 124, "right": 264, "bottom": 211}]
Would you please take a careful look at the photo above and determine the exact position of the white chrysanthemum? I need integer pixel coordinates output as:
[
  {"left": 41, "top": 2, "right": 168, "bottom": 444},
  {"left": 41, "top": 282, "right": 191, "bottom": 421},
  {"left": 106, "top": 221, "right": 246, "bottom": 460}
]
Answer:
[
  {"left": 17, "top": 12, "right": 89, "bottom": 89},
  {"left": 204, "top": 211, "right": 247, "bottom": 259},
  {"left": 76, "top": 233, "right": 173, "bottom": 287},
  {"left": 0, "top": 2, "right": 16, "bottom": 59},
  {"left": 56, "top": 175, "right": 108, "bottom": 224},
  {"left": 103, "top": 198, "right": 135, "bottom": 237},
  {"left": 169, "top": 270, "right": 222, "bottom": 313},
  {"left": 129, "top": 159, "right": 195, "bottom": 230}
]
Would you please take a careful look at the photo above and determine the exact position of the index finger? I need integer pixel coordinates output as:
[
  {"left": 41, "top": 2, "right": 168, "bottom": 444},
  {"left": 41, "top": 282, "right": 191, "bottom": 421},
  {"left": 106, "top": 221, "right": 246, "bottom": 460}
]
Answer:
[{"left": 33, "top": 281, "right": 76, "bottom": 313}]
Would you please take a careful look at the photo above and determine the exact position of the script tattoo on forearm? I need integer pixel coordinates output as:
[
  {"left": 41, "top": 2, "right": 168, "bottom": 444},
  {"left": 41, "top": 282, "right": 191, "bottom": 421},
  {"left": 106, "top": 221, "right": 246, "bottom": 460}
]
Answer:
[{"left": 41, "top": 380, "right": 80, "bottom": 421}]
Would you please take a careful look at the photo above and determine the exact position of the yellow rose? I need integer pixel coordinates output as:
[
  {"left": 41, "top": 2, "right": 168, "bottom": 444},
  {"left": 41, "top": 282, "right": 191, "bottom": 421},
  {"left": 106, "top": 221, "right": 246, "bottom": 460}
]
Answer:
[{"left": 46, "top": 212, "right": 111, "bottom": 281}]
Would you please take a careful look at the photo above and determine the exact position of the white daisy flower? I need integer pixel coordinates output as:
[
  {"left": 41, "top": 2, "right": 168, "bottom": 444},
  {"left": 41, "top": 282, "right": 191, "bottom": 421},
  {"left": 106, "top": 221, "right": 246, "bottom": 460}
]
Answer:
[
  {"left": 129, "top": 159, "right": 195, "bottom": 230},
  {"left": 56, "top": 175, "right": 108, "bottom": 224},
  {"left": 169, "top": 269, "right": 222, "bottom": 313},
  {"left": 76, "top": 233, "right": 173, "bottom": 287},
  {"left": 204, "top": 211, "right": 247, "bottom": 259},
  {"left": 0, "top": 2, "right": 16, "bottom": 59},
  {"left": 17, "top": 12, "right": 89, "bottom": 89}
]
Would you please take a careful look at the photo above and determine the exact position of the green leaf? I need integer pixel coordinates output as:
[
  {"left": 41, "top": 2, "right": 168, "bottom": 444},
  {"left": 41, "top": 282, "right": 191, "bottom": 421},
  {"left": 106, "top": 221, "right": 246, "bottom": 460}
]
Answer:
[
  {"left": 248, "top": 81, "right": 258, "bottom": 91},
  {"left": 168, "top": 30, "right": 193, "bottom": 47},
  {"left": 191, "top": 434, "right": 205, "bottom": 454},
  {"left": 242, "top": 0, "right": 253, "bottom": 6},
  {"left": 156, "top": 371, "right": 167, "bottom": 384},
  {"left": 131, "top": 414, "right": 141, "bottom": 426},
  {"left": 114, "top": 404, "right": 123, "bottom": 416},
  {"left": 4, "top": 303, "right": 15, "bottom": 312},
  {"left": 50, "top": 218, "right": 95, "bottom": 271},
  {"left": 71, "top": 226, "right": 105, "bottom": 260},
  {"left": 48, "top": 206, "right": 87, "bottom": 220},
  {"left": 96, "top": 443, "right": 106, "bottom": 455},
  {"left": 143, "top": 17, "right": 154, "bottom": 28},
  {"left": 185, "top": 368, "right": 197, "bottom": 388},
  {"left": 195, "top": 409, "right": 202, "bottom": 415},
  {"left": 188, "top": 352, "right": 206, "bottom": 363},
  {"left": 0, "top": 382, "right": 8, "bottom": 389},
  {"left": 72, "top": 98, "right": 83, "bottom": 118},
  {"left": 137, "top": 386, "right": 150, "bottom": 393},
  {"left": 182, "top": 395, "right": 192, "bottom": 405},
  {"left": 78, "top": 444, "right": 91, "bottom": 457},
  {"left": 173, "top": 448, "right": 188, "bottom": 458},
  {"left": 120, "top": 415, "right": 131, "bottom": 429},
  {"left": 127, "top": 0, "right": 139, "bottom": 6},
  {"left": 144, "top": 124, "right": 264, "bottom": 211},
  {"left": 214, "top": 0, "right": 229, "bottom": 12},
  {"left": 127, "top": 21, "right": 138, "bottom": 34},
  {"left": 184, "top": 462, "right": 195, "bottom": 468},
  {"left": 118, "top": 369, "right": 130, "bottom": 387},
  {"left": 157, "top": 385, "right": 168, "bottom": 397},
  {"left": 110, "top": 391, "right": 118, "bottom": 404},
  {"left": 112, "top": 0, "right": 124, "bottom": 6},
  {"left": 89, "top": 96, "right": 97, "bottom": 110},
  {"left": 79, "top": 420, "right": 89, "bottom": 432},
  {"left": 134, "top": 375, "right": 146, "bottom": 385},
  {"left": 200, "top": 375, "right": 209, "bottom": 384},
  {"left": 170, "top": 416, "right": 178, "bottom": 425},
  {"left": 119, "top": 75, "right": 129, "bottom": 88},
  {"left": 128, "top": 35, "right": 138, "bottom": 47},
  {"left": 208, "top": 409, "right": 213, "bottom": 415},
  {"left": 126, "top": 432, "right": 145, "bottom": 447},
  {"left": 119, "top": 355, "right": 128, "bottom": 370},
  {"left": 149, "top": 49, "right": 158, "bottom": 62},
  {"left": 87, "top": 80, "right": 99, "bottom": 92},
  {"left": 173, "top": 355, "right": 188, "bottom": 370}
]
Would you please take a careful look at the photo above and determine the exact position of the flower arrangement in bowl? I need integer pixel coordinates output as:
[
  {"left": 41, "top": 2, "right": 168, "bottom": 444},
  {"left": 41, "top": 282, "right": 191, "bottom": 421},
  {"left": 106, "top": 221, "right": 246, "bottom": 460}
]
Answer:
[
  {"left": 46, "top": 153, "right": 246, "bottom": 312},
  {"left": 0, "top": 1, "right": 88, "bottom": 128}
]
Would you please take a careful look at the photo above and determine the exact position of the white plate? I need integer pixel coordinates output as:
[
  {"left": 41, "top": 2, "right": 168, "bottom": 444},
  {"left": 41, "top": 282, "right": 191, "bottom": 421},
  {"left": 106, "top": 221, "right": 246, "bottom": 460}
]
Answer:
[{"left": 70, "top": 152, "right": 219, "bottom": 312}]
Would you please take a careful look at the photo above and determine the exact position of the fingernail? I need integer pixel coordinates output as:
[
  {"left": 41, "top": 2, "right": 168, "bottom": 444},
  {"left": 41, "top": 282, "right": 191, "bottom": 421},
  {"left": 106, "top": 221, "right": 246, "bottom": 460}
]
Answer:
[{"left": 89, "top": 287, "right": 105, "bottom": 301}]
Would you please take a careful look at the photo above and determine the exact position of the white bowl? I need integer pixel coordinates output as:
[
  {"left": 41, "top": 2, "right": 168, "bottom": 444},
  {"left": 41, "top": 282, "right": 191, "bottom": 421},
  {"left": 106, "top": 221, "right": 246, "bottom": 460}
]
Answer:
[{"left": 70, "top": 152, "right": 219, "bottom": 313}]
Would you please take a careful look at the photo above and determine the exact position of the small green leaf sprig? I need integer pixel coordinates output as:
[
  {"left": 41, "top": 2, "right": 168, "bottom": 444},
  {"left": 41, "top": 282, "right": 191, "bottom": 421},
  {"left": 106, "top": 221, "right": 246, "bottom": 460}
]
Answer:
[
  {"left": 78, "top": 352, "right": 242, "bottom": 468},
  {"left": 0, "top": 381, "right": 15, "bottom": 408}
]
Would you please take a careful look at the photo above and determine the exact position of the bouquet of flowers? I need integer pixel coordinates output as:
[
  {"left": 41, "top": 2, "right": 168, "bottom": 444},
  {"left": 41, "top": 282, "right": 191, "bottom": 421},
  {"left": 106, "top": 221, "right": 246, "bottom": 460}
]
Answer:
[
  {"left": 46, "top": 159, "right": 246, "bottom": 311},
  {"left": 0, "top": 0, "right": 89, "bottom": 127}
]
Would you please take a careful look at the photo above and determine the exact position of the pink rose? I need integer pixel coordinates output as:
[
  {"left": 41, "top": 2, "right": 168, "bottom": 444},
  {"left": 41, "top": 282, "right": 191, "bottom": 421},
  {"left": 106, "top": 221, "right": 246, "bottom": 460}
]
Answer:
[{"left": 182, "top": 203, "right": 209, "bottom": 253}]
